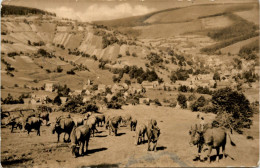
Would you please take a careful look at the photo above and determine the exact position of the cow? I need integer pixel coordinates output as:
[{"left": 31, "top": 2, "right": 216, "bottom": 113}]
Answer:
[
  {"left": 24, "top": 117, "right": 43, "bottom": 136},
  {"left": 52, "top": 115, "right": 75, "bottom": 142},
  {"left": 135, "top": 123, "right": 147, "bottom": 145},
  {"left": 6, "top": 116, "right": 25, "bottom": 133},
  {"left": 71, "top": 124, "right": 91, "bottom": 157},
  {"left": 189, "top": 124, "right": 236, "bottom": 163},
  {"left": 86, "top": 115, "right": 98, "bottom": 137},
  {"left": 38, "top": 112, "right": 50, "bottom": 126},
  {"left": 130, "top": 119, "right": 137, "bottom": 131},
  {"left": 73, "top": 117, "right": 84, "bottom": 127},
  {"left": 107, "top": 116, "right": 122, "bottom": 136},
  {"left": 146, "top": 119, "right": 160, "bottom": 151},
  {"left": 121, "top": 114, "right": 132, "bottom": 126},
  {"left": 95, "top": 114, "right": 105, "bottom": 127}
]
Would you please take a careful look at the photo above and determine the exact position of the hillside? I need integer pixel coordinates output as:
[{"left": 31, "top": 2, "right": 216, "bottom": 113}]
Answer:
[{"left": 1, "top": 6, "right": 187, "bottom": 98}]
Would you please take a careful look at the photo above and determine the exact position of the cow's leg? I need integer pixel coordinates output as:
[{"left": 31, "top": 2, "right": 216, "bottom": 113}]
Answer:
[
  {"left": 63, "top": 133, "right": 66, "bottom": 142},
  {"left": 114, "top": 128, "right": 117, "bottom": 136},
  {"left": 207, "top": 146, "right": 212, "bottom": 163},
  {"left": 147, "top": 139, "right": 151, "bottom": 151},
  {"left": 216, "top": 147, "right": 220, "bottom": 162},
  {"left": 222, "top": 144, "right": 226, "bottom": 160},
  {"left": 68, "top": 132, "right": 71, "bottom": 142},
  {"left": 37, "top": 128, "right": 40, "bottom": 136},
  {"left": 85, "top": 139, "right": 89, "bottom": 154},
  {"left": 81, "top": 141, "right": 85, "bottom": 156},
  {"left": 109, "top": 127, "right": 111, "bottom": 135},
  {"left": 11, "top": 125, "right": 14, "bottom": 133},
  {"left": 153, "top": 142, "right": 158, "bottom": 151},
  {"left": 57, "top": 133, "right": 60, "bottom": 142}
]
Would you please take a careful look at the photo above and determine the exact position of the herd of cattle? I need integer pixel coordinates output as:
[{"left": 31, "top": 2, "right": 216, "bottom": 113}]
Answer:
[
  {"left": 1, "top": 110, "right": 161, "bottom": 158},
  {"left": 1, "top": 109, "right": 236, "bottom": 163}
]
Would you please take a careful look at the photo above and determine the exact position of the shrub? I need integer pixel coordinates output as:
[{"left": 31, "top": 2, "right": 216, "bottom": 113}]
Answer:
[
  {"left": 126, "top": 50, "right": 130, "bottom": 56},
  {"left": 190, "top": 96, "right": 206, "bottom": 111},
  {"left": 57, "top": 66, "right": 63, "bottom": 73},
  {"left": 14, "top": 84, "right": 19, "bottom": 87},
  {"left": 177, "top": 94, "right": 187, "bottom": 109},
  {"left": 212, "top": 87, "right": 253, "bottom": 133},
  {"left": 53, "top": 95, "right": 61, "bottom": 105},
  {"left": 154, "top": 99, "right": 162, "bottom": 106},
  {"left": 188, "top": 94, "right": 197, "bottom": 101},
  {"left": 67, "top": 69, "right": 75, "bottom": 75}
]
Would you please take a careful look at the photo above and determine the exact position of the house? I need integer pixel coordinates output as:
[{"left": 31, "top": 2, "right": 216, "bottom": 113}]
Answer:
[
  {"left": 121, "top": 83, "right": 129, "bottom": 90},
  {"left": 83, "top": 96, "right": 91, "bottom": 103},
  {"left": 45, "top": 83, "right": 54, "bottom": 92},
  {"left": 60, "top": 97, "right": 68, "bottom": 104},
  {"left": 23, "top": 98, "right": 31, "bottom": 104},
  {"left": 139, "top": 98, "right": 150, "bottom": 104},
  {"left": 84, "top": 89, "right": 92, "bottom": 96},
  {"left": 98, "top": 84, "right": 106, "bottom": 92},
  {"left": 142, "top": 81, "right": 153, "bottom": 89},
  {"left": 106, "top": 94, "right": 113, "bottom": 102},
  {"left": 152, "top": 81, "right": 159, "bottom": 88},
  {"left": 111, "top": 84, "right": 124, "bottom": 93},
  {"left": 74, "top": 90, "right": 82, "bottom": 96}
]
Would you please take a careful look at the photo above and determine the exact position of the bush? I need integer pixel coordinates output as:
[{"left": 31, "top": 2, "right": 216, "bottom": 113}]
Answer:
[
  {"left": 190, "top": 96, "right": 206, "bottom": 111},
  {"left": 154, "top": 99, "right": 162, "bottom": 106},
  {"left": 188, "top": 94, "right": 197, "bottom": 101},
  {"left": 107, "top": 102, "right": 122, "bottom": 109},
  {"left": 57, "top": 66, "right": 63, "bottom": 73},
  {"left": 67, "top": 69, "right": 75, "bottom": 75},
  {"left": 212, "top": 87, "right": 253, "bottom": 133},
  {"left": 126, "top": 50, "right": 130, "bottom": 56},
  {"left": 177, "top": 94, "right": 187, "bottom": 109}
]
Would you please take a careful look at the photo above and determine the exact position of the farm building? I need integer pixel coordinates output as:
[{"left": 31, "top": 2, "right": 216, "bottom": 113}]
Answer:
[
  {"left": 83, "top": 96, "right": 92, "bottom": 103},
  {"left": 45, "top": 83, "right": 54, "bottom": 92},
  {"left": 98, "top": 84, "right": 106, "bottom": 92}
]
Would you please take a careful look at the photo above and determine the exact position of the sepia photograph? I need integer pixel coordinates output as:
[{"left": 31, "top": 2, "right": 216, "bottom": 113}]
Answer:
[{"left": 0, "top": 0, "right": 259, "bottom": 167}]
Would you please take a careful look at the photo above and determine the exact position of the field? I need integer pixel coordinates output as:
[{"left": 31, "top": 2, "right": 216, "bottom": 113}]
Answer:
[{"left": 1, "top": 105, "right": 259, "bottom": 167}]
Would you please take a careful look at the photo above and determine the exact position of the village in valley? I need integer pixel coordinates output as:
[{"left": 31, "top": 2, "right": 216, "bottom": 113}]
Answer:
[{"left": 1, "top": 0, "right": 259, "bottom": 167}]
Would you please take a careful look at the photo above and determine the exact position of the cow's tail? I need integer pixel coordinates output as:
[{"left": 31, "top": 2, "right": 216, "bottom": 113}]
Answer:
[{"left": 227, "top": 133, "right": 236, "bottom": 146}]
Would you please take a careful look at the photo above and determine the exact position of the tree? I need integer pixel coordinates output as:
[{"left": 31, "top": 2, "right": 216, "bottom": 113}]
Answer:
[
  {"left": 212, "top": 87, "right": 253, "bottom": 133},
  {"left": 177, "top": 94, "right": 187, "bottom": 109},
  {"left": 213, "top": 72, "right": 220, "bottom": 81},
  {"left": 53, "top": 95, "right": 61, "bottom": 105}
]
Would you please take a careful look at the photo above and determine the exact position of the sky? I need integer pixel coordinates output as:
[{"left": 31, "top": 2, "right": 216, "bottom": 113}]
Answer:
[{"left": 1, "top": 0, "right": 257, "bottom": 22}]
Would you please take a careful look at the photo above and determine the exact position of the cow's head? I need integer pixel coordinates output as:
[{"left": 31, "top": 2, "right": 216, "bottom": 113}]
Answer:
[
  {"left": 52, "top": 121, "right": 60, "bottom": 134},
  {"left": 152, "top": 126, "right": 160, "bottom": 142},
  {"left": 71, "top": 144, "right": 80, "bottom": 158},
  {"left": 189, "top": 124, "right": 203, "bottom": 146}
]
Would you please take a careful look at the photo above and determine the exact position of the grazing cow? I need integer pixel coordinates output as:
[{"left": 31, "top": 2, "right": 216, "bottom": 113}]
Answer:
[
  {"left": 95, "top": 114, "right": 105, "bottom": 127},
  {"left": 86, "top": 116, "right": 98, "bottom": 137},
  {"left": 108, "top": 116, "right": 122, "bottom": 136},
  {"left": 73, "top": 117, "right": 84, "bottom": 127},
  {"left": 189, "top": 124, "right": 236, "bottom": 163},
  {"left": 130, "top": 119, "right": 137, "bottom": 131},
  {"left": 85, "top": 112, "right": 92, "bottom": 119},
  {"left": 52, "top": 116, "right": 75, "bottom": 142},
  {"left": 71, "top": 124, "right": 91, "bottom": 157},
  {"left": 122, "top": 114, "right": 132, "bottom": 126},
  {"left": 38, "top": 112, "right": 50, "bottom": 126},
  {"left": 146, "top": 119, "right": 160, "bottom": 151},
  {"left": 24, "top": 117, "right": 43, "bottom": 136},
  {"left": 6, "top": 116, "right": 25, "bottom": 133},
  {"left": 135, "top": 123, "right": 147, "bottom": 145}
]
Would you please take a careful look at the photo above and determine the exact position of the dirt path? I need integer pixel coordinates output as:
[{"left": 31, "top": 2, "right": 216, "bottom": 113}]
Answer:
[{"left": 1, "top": 105, "right": 259, "bottom": 167}]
